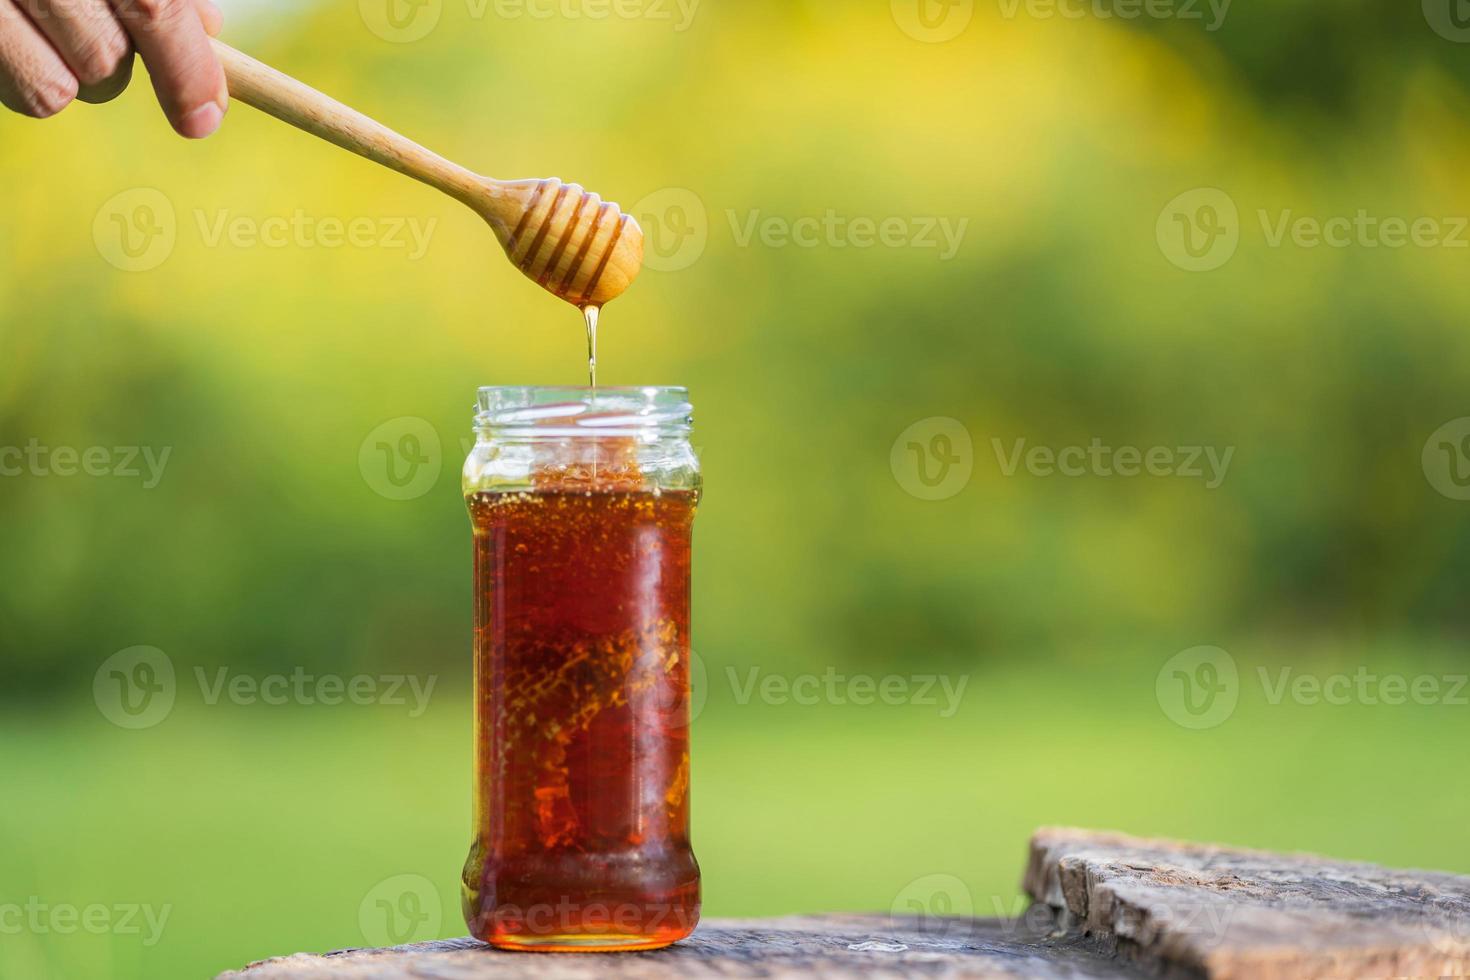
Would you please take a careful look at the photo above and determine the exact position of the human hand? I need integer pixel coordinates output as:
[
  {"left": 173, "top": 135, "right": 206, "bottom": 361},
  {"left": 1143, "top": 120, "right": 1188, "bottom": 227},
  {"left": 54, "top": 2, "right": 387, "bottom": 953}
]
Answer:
[{"left": 0, "top": 0, "right": 226, "bottom": 137}]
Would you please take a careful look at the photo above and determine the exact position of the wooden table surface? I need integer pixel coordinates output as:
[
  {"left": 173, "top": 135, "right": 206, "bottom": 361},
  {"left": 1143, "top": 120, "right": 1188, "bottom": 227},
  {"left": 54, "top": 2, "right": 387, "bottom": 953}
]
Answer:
[{"left": 219, "top": 827, "right": 1470, "bottom": 979}]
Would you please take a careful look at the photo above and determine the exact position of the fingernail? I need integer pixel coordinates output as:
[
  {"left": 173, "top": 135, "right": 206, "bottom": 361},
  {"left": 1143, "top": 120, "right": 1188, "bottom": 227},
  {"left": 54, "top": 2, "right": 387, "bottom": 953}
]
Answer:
[{"left": 179, "top": 101, "right": 223, "bottom": 139}]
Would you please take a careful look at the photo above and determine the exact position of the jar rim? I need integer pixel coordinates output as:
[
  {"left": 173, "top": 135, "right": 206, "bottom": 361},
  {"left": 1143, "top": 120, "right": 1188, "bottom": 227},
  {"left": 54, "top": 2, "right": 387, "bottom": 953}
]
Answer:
[
  {"left": 477, "top": 385, "right": 689, "bottom": 396},
  {"left": 474, "top": 386, "right": 693, "bottom": 437}
]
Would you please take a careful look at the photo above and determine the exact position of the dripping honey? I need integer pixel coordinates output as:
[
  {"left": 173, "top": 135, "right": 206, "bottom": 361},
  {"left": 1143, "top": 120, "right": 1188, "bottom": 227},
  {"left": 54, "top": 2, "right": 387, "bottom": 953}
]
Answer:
[{"left": 582, "top": 304, "right": 600, "bottom": 388}]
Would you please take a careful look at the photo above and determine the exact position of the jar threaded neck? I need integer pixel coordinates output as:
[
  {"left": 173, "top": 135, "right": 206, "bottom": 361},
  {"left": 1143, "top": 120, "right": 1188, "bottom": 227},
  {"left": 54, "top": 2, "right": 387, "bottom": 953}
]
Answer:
[{"left": 475, "top": 386, "right": 692, "bottom": 439}]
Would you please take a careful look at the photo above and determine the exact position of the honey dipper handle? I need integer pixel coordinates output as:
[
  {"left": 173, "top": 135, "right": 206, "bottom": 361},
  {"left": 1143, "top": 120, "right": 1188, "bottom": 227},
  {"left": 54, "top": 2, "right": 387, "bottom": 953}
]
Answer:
[{"left": 209, "top": 39, "right": 489, "bottom": 210}]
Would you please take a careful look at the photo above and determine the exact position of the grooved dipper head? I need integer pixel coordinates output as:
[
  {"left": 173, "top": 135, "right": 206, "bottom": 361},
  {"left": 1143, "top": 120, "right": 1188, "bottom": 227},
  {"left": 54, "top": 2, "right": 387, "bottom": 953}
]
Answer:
[{"left": 490, "top": 177, "right": 644, "bottom": 307}]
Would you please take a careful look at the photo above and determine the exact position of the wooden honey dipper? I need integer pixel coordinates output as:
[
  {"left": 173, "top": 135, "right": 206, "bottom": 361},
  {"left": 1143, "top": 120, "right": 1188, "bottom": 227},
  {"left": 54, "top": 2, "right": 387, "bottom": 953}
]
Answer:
[{"left": 208, "top": 40, "right": 642, "bottom": 307}]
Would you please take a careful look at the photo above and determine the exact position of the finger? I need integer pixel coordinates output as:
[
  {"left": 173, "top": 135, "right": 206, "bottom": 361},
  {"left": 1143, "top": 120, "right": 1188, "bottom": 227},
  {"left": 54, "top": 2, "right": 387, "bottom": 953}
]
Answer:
[
  {"left": 0, "top": 0, "right": 77, "bottom": 117},
  {"left": 164, "top": 0, "right": 218, "bottom": 110},
  {"left": 17, "top": 0, "right": 128, "bottom": 86},
  {"left": 191, "top": 0, "right": 217, "bottom": 35},
  {"left": 73, "top": 42, "right": 128, "bottom": 102},
  {"left": 107, "top": 0, "right": 224, "bottom": 138}
]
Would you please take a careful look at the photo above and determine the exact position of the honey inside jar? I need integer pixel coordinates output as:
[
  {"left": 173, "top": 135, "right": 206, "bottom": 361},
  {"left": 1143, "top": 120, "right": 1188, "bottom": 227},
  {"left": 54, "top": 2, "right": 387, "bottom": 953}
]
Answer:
[{"left": 462, "top": 390, "right": 701, "bottom": 952}]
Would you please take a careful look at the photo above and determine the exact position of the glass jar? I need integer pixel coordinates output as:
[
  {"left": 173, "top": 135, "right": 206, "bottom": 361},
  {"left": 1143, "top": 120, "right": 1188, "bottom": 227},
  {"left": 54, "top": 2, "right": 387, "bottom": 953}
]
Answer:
[{"left": 461, "top": 386, "right": 702, "bottom": 952}]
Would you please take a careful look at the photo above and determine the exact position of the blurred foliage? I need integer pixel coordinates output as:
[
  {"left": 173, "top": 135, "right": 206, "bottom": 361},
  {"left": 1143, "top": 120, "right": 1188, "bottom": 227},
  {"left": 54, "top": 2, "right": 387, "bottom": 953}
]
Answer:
[{"left": 4, "top": 2, "right": 1468, "bottom": 690}]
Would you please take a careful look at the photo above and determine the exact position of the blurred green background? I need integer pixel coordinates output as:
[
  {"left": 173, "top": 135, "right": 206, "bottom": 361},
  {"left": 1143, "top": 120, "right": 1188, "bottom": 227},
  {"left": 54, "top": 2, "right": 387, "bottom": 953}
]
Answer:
[{"left": 4, "top": 0, "right": 1470, "bottom": 976}]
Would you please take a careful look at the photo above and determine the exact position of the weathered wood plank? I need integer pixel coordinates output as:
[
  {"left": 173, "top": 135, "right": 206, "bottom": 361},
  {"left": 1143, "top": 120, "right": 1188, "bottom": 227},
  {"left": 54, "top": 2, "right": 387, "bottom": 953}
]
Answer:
[
  {"left": 217, "top": 911, "right": 1142, "bottom": 979},
  {"left": 1024, "top": 827, "right": 1470, "bottom": 980}
]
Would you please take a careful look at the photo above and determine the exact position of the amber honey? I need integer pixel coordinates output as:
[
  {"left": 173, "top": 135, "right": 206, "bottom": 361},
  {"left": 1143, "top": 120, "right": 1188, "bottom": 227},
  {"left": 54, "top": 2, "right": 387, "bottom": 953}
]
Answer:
[{"left": 462, "top": 444, "right": 701, "bottom": 952}]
